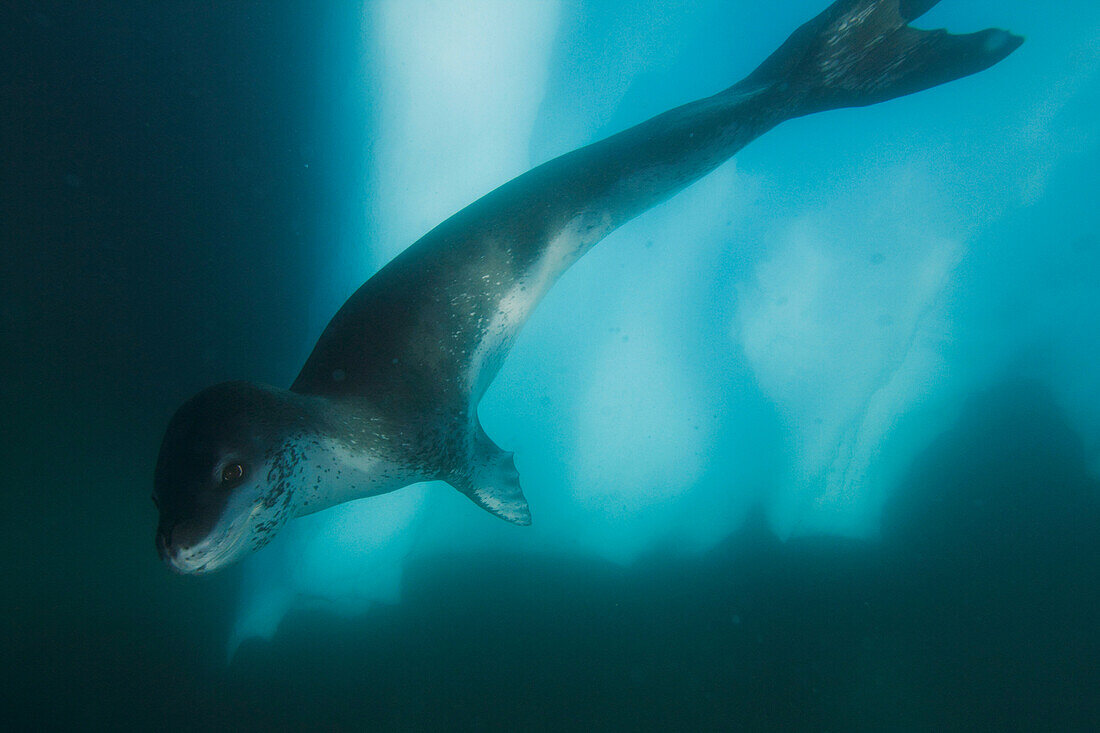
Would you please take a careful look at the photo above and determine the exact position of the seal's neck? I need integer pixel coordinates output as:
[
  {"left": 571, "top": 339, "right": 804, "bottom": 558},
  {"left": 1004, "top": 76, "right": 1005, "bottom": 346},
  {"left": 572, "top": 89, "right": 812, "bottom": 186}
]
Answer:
[{"left": 272, "top": 392, "right": 418, "bottom": 518}]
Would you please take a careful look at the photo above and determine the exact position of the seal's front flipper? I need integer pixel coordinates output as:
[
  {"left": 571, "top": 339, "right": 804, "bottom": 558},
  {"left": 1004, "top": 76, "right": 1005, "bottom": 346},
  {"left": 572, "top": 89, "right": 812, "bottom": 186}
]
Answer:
[
  {"left": 450, "top": 425, "right": 531, "bottom": 525},
  {"left": 744, "top": 0, "right": 1024, "bottom": 116}
]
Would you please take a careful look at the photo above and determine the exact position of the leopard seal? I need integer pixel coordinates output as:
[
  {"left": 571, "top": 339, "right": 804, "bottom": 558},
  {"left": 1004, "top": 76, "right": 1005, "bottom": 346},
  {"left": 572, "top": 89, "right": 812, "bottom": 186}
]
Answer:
[{"left": 153, "top": 0, "right": 1022, "bottom": 573}]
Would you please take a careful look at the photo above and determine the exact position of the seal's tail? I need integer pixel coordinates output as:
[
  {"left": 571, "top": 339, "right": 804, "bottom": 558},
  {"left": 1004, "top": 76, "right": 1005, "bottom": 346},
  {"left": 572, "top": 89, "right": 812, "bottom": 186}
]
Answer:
[{"left": 743, "top": 0, "right": 1023, "bottom": 116}]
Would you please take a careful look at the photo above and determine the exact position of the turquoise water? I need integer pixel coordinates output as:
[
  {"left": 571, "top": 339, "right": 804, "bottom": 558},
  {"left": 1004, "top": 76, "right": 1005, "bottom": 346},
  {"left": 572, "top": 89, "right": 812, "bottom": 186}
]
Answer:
[{"left": 2, "top": 1, "right": 1098, "bottom": 729}]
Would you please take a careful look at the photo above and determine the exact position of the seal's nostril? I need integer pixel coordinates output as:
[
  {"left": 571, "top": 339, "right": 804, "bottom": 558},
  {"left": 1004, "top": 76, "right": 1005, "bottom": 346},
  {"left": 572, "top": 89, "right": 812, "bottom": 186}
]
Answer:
[{"left": 156, "top": 520, "right": 180, "bottom": 561}]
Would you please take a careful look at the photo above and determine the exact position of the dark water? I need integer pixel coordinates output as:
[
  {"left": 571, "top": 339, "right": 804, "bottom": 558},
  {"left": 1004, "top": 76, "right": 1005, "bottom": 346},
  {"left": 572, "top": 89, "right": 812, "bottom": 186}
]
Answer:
[
  {"left": 5, "top": 380, "right": 1097, "bottom": 729},
  {"left": 3, "top": 2, "right": 1098, "bottom": 730}
]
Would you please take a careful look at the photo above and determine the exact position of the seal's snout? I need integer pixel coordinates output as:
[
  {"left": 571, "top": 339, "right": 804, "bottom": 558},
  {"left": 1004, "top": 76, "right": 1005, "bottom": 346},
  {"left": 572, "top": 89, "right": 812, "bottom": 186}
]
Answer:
[
  {"left": 157, "top": 533, "right": 199, "bottom": 574},
  {"left": 155, "top": 519, "right": 172, "bottom": 557},
  {"left": 155, "top": 521, "right": 185, "bottom": 571},
  {"left": 156, "top": 518, "right": 201, "bottom": 573},
  {"left": 155, "top": 512, "right": 254, "bottom": 575}
]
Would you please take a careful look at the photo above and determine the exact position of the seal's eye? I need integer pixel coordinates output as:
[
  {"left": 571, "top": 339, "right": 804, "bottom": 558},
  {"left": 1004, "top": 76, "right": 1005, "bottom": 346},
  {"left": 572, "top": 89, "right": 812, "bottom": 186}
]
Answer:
[{"left": 220, "top": 463, "right": 245, "bottom": 487}]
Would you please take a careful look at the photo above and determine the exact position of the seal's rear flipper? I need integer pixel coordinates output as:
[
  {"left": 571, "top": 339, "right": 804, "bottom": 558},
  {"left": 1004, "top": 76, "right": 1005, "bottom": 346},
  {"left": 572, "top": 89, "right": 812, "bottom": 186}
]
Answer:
[
  {"left": 451, "top": 425, "right": 531, "bottom": 525},
  {"left": 743, "top": 0, "right": 1023, "bottom": 116}
]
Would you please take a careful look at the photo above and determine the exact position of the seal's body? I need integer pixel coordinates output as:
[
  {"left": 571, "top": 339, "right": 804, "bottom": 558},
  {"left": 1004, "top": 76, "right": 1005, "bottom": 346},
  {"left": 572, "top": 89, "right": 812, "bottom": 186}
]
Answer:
[{"left": 154, "top": 0, "right": 1022, "bottom": 574}]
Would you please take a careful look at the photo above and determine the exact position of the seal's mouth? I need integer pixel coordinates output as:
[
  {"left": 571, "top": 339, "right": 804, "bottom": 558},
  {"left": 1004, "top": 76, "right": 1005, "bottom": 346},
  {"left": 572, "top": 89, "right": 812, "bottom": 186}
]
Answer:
[{"left": 163, "top": 504, "right": 263, "bottom": 575}]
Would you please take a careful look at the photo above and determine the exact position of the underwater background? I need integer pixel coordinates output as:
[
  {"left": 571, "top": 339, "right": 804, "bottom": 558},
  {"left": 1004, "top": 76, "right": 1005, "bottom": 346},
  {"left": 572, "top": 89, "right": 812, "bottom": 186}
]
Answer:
[{"left": 2, "top": 0, "right": 1098, "bottom": 729}]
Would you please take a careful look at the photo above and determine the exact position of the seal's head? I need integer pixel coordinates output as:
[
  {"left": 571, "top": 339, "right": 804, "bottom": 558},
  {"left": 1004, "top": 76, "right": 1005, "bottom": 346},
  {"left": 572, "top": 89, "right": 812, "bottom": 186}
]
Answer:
[{"left": 153, "top": 381, "right": 305, "bottom": 574}]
